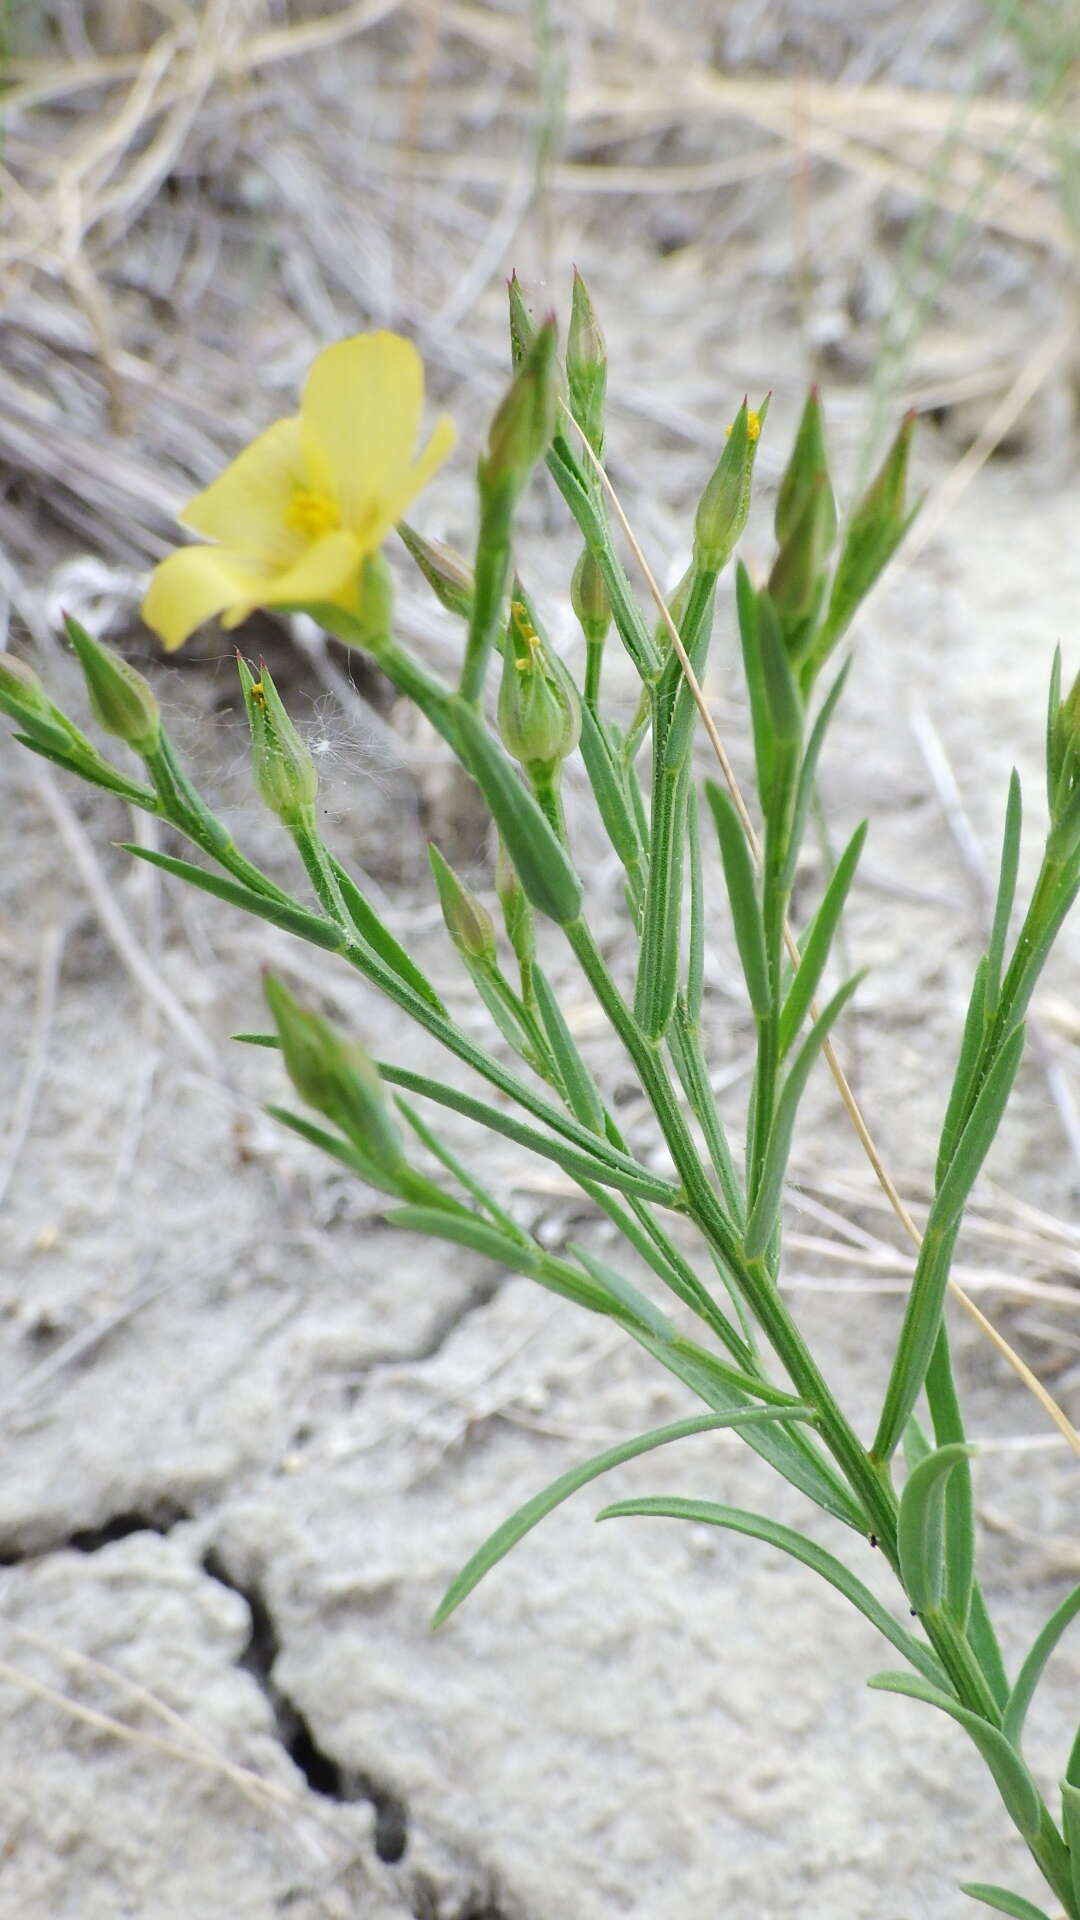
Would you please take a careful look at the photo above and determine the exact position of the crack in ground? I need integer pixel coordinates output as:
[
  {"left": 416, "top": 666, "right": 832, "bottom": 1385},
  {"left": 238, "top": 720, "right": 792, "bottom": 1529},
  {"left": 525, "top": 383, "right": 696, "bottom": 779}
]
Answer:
[
  {"left": 201, "top": 1549, "right": 409, "bottom": 1865},
  {"left": 0, "top": 1499, "right": 192, "bottom": 1566}
]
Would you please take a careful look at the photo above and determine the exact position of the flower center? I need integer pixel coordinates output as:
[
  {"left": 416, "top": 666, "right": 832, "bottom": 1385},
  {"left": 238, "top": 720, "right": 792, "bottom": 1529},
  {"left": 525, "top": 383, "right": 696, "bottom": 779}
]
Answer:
[{"left": 284, "top": 489, "right": 341, "bottom": 539}]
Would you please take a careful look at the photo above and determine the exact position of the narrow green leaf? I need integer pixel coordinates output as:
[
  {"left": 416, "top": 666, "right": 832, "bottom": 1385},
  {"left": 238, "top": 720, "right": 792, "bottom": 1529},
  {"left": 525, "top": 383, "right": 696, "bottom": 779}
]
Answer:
[
  {"left": 327, "top": 856, "right": 445, "bottom": 1013},
  {"left": 569, "top": 1242, "right": 674, "bottom": 1342},
  {"left": 433, "top": 1411, "right": 793, "bottom": 1627},
  {"left": 757, "top": 590, "right": 802, "bottom": 746},
  {"left": 450, "top": 698, "right": 584, "bottom": 925},
  {"left": 924, "top": 1330, "right": 976, "bottom": 1630},
  {"left": 705, "top": 780, "right": 770, "bottom": 1018},
  {"left": 13, "top": 730, "right": 160, "bottom": 805},
  {"left": 266, "top": 1104, "right": 400, "bottom": 1195},
  {"left": 868, "top": 1672, "right": 1042, "bottom": 1842},
  {"left": 936, "top": 956, "right": 990, "bottom": 1186},
  {"left": 533, "top": 966, "right": 606, "bottom": 1134},
  {"left": 1004, "top": 1580, "right": 1080, "bottom": 1749},
  {"left": 935, "top": 1023, "right": 1026, "bottom": 1227},
  {"left": 1061, "top": 1779, "right": 1080, "bottom": 1913},
  {"left": 597, "top": 1499, "right": 948, "bottom": 1688},
  {"left": 120, "top": 845, "right": 346, "bottom": 951},
  {"left": 986, "top": 772, "right": 1022, "bottom": 1013},
  {"left": 960, "top": 1883, "right": 1053, "bottom": 1920},
  {"left": 626, "top": 1342, "right": 864, "bottom": 1528},
  {"left": 736, "top": 561, "right": 773, "bottom": 804},
  {"left": 967, "top": 1581, "right": 1011, "bottom": 1715},
  {"left": 779, "top": 820, "right": 867, "bottom": 1055},
  {"left": 394, "top": 1096, "right": 532, "bottom": 1247},
  {"left": 783, "top": 656, "right": 852, "bottom": 887},
  {"left": 897, "top": 1441, "right": 976, "bottom": 1617},
  {"left": 744, "top": 974, "right": 862, "bottom": 1258},
  {"left": 578, "top": 702, "right": 645, "bottom": 875},
  {"left": 873, "top": 1222, "right": 961, "bottom": 1464},
  {"left": 375, "top": 1060, "right": 679, "bottom": 1206},
  {"left": 685, "top": 783, "right": 705, "bottom": 1022},
  {"left": 232, "top": 1031, "right": 278, "bottom": 1047},
  {"left": 1047, "top": 645, "right": 1063, "bottom": 817},
  {"left": 633, "top": 763, "right": 687, "bottom": 1039}
]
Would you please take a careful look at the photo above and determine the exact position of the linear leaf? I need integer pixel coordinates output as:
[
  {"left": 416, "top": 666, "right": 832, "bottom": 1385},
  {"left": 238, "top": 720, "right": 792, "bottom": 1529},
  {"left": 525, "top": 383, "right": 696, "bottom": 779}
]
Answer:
[
  {"left": 375, "top": 1061, "right": 679, "bottom": 1206},
  {"left": 779, "top": 820, "right": 867, "bottom": 1055},
  {"left": 569, "top": 1242, "right": 674, "bottom": 1342},
  {"left": 705, "top": 780, "right": 770, "bottom": 1017},
  {"left": 1004, "top": 1580, "right": 1080, "bottom": 1748},
  {"left": 744, "top": 974, "right": 862, "bottom": 1258},
  {"left": 685, "top": 782, "right": 705, "bottom": 1022},
  {"left": 387, "top": 1205, "right": 625, "bottom": 1321},
  {"left": 327, "top": 856, "right": 445, "bottom": 1012},
  {"left": 784, "top": 657, "right": 852, "bottom": 888},
  {"left": 1061, "top": 1779, "right": 1080, "bottom": 1913},
  {"left": 627, "top": 1342, "right": 864, "bottom": 1528},
  {"left": 121, "top": 845, "right": 346, "bottom": 951},
  {"left": 533, "top": 966, "right": 606, "bottom": 1134},
  {"left": 960, "top": 1883, "right": 1053, "bottom": 1920},
  {"left": 267, "top": 1105, "right": 401, "bottom": 1195},
  {"left": 868, "top": 1672, "right": 1042, "bottom": 1842},
  {"left": 934, "top": 1023, "right": 1026, "bottom": 1228},
  {"left": 936, "top": 957, "right": 990, "bottom": 1186},
  {"left": 597, "top": 1499, "right": 948, "bottom": 1689},
  {"left": 433, "top": 1411, "right": 798, "bottom": 1627},
  {"left": 967, "top": 1582, "right": 1011, "bottom": 1715},
  {"left": 924, "top": 1331, "right": 976, "bottom": 1630},
  {"left": 986, "top": 771, "right": 1022, "bottom": 1012},
  {"left": 578, "top": 703, "right": 645, "bottom": 875},
  {"left": 736, "top": 562, "right": 773, "bottom": 804},
  {"left": 13, "top": 730, "right": 159, "bottom": 805},
  {"left": 897, "top": 1441, "right": 976, "bottom": 1616}
]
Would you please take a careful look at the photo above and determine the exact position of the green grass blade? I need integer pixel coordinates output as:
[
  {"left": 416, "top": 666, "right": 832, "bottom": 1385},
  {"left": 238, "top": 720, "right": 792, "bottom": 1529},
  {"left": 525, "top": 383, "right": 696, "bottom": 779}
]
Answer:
[
  {"left": 597, "top": 1499, "right": 948, "bottom": 1688},
  {"left": 868, "top": 1673, "right": 1042, "bottom": 1841},
  {"left": 533, "top": 965, "right": 606, "bottom": 1133},
  {"left": 779, "top": 820, "right": 867, "bottom": 1056},
  {"left": 744, "top": 974, "right": 863, "bottom": 1258},
  {"left": 705, "top": 780, "right": 770, "bottom": 1018},
  {"left": 986, "top": 770, "right": 1022, "bottom": 1012},
  {"left": 1003, "top": 1580, "right": 1080, "bottom": 1749},
  {"left": 374, "top": 1061, "right": 679, "bottom": 1206},
  {"left": 960, "top": 1884, "right": 1053, "bottom": 1920},
  {"left": 433, "top": 1412, "right": 789, "bottom": 1627},
  {"left": 897, "top": 1441, "right": 976, "bottom": 1617},
  {"left": 120, "top": 845, "right": 347, "bottom": 951}
]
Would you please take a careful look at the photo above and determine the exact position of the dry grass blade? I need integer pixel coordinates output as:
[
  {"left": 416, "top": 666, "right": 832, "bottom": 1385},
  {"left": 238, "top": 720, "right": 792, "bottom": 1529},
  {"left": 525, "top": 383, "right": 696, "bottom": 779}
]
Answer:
[{"left": 568, "top": 412, "right": 1080, "bottom": 1461}]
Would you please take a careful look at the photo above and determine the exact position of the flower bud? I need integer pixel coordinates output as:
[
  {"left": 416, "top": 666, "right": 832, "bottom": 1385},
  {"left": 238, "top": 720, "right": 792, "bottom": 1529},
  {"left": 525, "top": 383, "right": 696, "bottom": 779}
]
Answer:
[
  {"left": 238, "top": 655, "right": 318, "bottom": 826},
  {"left": 693, "top": 398, "right": 767, "bottom": 573},
  {"left": 566, "top": 268, "right": 606, "bottom": 458},
  {"left": 570, "top": 546, "right": 610, "bottom": 647},
  {"left": 66, "top": 614, "right": 160, "bottom": 755},
  {"left": 0, "top": 651, "right": 55, "bottom": 725},
  {"left": 428, "top": 844, "right": 498, "bottom": 963},
  {"left": 497, "top": 600, "right": 581, "bottom": 775},
  {"left": 398, "top": 522, "right": 473, "bottom": 619},
  {"left": 264, "top": 973, "right": 406, "bottom": 1177},
  {"left": 507, "top": 272, "right": 536, "bottom": 371},
  {"left": 478, "top": 320, "right": 558, "bottom": 525},
  {"left": 775, "top": 387, "right": 836, "bottom": 551},
  {"left": 767, "top": 474, "right": 834, "bottom": 631},
  {"left": 821, "top": 412, "right": 919, "bottom": 651}
]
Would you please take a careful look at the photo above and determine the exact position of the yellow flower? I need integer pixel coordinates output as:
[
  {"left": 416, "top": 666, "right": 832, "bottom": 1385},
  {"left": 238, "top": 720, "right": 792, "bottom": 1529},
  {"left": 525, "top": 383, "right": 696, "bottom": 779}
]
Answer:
[{"left": 143, "top": 333, "right": 455, "bottom": 652}]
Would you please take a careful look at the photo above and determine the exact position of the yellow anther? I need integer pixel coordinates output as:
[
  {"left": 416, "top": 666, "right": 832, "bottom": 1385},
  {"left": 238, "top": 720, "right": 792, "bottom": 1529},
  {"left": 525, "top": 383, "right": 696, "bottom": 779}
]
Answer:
[
  {"left": 284, "top": 489, "right": 341, "bottom": 538},
  {"left": 724, "top": 410, "right": 762, "bottom": 444}
]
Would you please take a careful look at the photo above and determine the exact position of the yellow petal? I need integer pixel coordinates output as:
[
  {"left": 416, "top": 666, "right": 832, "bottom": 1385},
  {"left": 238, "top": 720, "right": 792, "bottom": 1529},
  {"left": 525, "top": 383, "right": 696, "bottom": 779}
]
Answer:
[
  {"left": 259, "top": 529, "right": 365, "bottom": 612},
  {"left": 380, "top": 413, "right": 457, "bottom": 531},
  {"left": 142, "top": 546, "right": 274, "bottom": 651},
  {"left": 180, "top": 418, "right": 306, "bottom": 567},
  {"left": 300, "top": 333, "right": 424, "bottom": 528}
]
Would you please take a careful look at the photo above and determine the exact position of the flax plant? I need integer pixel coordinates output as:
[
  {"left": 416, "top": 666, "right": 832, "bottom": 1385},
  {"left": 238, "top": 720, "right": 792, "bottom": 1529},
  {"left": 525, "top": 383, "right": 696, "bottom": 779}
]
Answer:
[{"left": 6, "top": 293, "right": 1080, "bottom": 1919}]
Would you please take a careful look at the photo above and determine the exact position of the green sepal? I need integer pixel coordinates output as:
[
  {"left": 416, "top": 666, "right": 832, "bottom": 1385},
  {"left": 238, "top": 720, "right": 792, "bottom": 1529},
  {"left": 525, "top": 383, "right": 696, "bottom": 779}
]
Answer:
[
  {"left": 432, "top": 1411, "right": 804, "bottom": 1628},
  {"left": 779, "top": 821, "right": 867, "bottom": 1056},
  {"left": 897, "top": 1440, "right": 977, "bottom": 1617},
  {"left": 867, "top": 1672, "right": 1042, "bottom": 1843},
  {"left": 118, "top": 845, "right": 347, "bottom": 951},
  {"left": 597, "top": 1499, "right": 948, "bottom": 1688}
]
